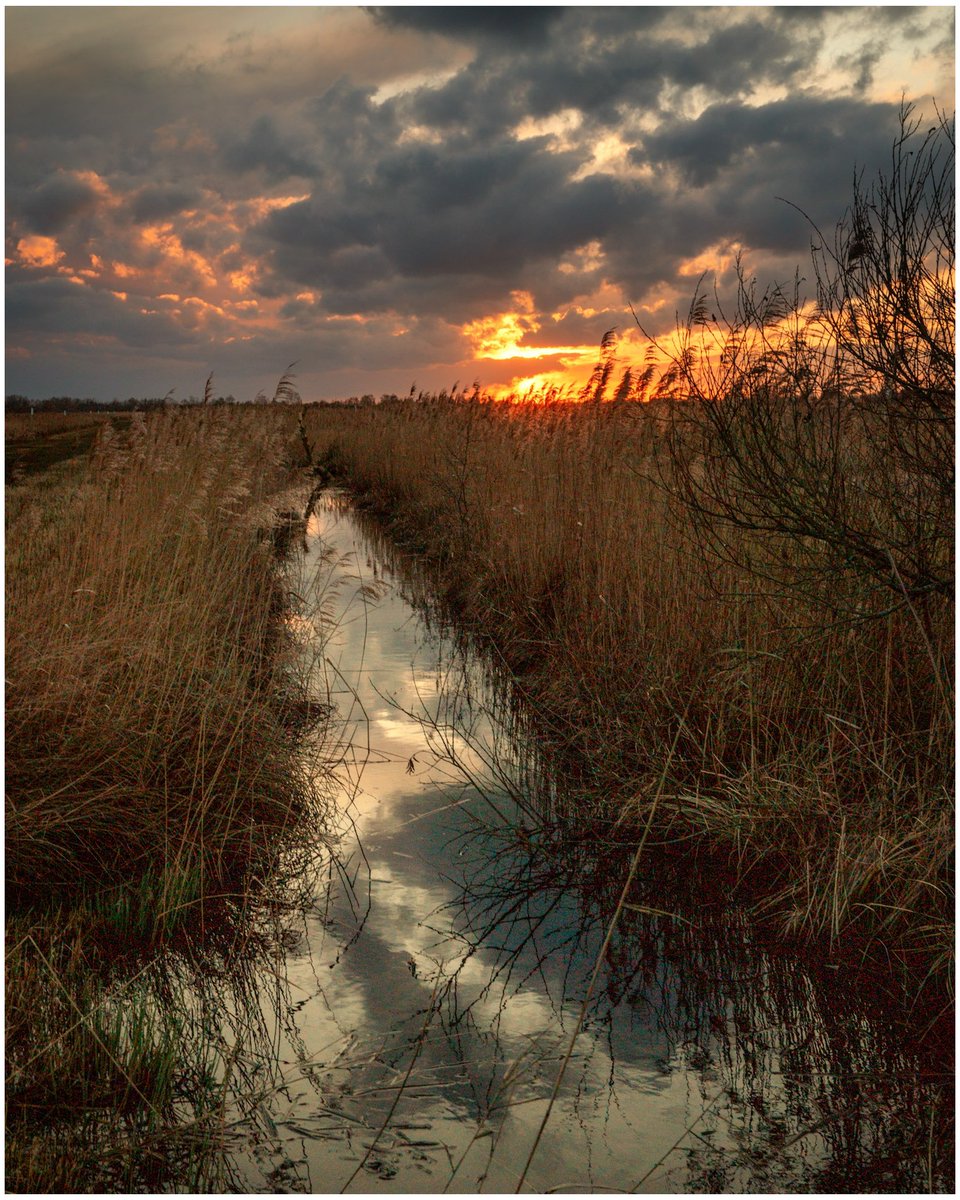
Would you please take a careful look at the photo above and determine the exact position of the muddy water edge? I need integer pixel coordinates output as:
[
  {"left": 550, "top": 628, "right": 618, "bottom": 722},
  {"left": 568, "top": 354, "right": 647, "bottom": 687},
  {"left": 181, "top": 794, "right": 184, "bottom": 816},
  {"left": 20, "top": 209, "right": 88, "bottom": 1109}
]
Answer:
[{"left": 210, "top": 490, "right": 952, "bottom": 1193}]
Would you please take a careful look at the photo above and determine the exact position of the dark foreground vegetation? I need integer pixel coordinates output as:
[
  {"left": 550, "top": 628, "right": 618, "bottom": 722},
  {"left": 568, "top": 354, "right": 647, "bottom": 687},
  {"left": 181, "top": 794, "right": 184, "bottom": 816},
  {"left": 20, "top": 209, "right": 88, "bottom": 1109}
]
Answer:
[
  {"left": 302, "top": 108, "right": 954, "bottom": 1000},
  {"left": 5, "top": 405, "right": 330, "bottom": 1190}
]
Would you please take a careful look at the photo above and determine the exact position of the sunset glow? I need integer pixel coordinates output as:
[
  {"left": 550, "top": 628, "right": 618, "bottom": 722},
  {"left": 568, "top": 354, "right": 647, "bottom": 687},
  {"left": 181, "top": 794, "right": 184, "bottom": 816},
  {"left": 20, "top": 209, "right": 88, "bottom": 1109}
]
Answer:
[
  {"left": 463, "top": 309, "right": 594, "bottom": 365},
  {"left": 5, "top": 6, "right": 953, "bottom": 401},
  {"left": 493, "top": 370, "right": 579, "bottom": 401}
]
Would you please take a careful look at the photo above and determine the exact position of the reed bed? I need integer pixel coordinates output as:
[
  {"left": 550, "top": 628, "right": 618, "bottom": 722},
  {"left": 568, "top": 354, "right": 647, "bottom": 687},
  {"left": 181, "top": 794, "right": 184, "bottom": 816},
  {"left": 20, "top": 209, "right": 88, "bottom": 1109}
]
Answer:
[
  {"left": 6, "top": 404, "right": 317, "bottom": 905},
  {"left": 302, "top": 393, "right": 953, "bottom": 992},
  {"left": 5, "top": 403, "right": 328, "bottom": 1190}
]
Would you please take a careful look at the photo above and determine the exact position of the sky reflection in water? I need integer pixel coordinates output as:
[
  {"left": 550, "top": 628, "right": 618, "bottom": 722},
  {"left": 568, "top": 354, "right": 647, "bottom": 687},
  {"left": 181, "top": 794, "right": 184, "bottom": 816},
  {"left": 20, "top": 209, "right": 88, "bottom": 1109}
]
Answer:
[{"left": 224, "top": 494, "right": 951, "bottom": 1194}]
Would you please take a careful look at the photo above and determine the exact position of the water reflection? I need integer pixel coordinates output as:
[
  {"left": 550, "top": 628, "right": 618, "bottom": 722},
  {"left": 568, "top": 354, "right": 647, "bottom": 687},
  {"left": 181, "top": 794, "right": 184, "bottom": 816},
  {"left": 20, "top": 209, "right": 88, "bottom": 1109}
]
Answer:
[{"left": 214, "top": 492, "right": 951, "bottom": 1194}]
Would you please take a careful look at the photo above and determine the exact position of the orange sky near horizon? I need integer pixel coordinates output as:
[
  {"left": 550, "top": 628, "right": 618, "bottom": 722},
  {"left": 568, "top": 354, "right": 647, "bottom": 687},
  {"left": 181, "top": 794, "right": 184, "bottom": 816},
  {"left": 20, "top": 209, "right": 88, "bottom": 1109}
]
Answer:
[{"left": 7, "top": 199, "right": 652, "bottom": 398}]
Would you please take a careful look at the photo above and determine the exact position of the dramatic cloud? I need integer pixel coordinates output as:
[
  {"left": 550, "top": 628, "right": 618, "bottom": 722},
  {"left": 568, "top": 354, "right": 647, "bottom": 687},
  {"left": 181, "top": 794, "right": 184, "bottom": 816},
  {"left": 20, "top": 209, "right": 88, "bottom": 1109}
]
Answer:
[
  {"left": 366, "top": 6, "right": 567, "bottom": 44},
  {"left": 5, "top": 6, "right": 954, "bottom": 400}
]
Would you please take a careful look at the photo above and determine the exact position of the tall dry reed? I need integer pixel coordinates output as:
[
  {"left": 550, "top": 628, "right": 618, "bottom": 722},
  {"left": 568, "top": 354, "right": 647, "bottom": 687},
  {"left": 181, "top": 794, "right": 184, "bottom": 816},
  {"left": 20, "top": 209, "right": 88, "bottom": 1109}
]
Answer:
[
  {"left": 6, "top": 402, "right": 330, "bottom": 1190},
  {"left": 6, "top": 405, "right": 315, "bottom": 908}
]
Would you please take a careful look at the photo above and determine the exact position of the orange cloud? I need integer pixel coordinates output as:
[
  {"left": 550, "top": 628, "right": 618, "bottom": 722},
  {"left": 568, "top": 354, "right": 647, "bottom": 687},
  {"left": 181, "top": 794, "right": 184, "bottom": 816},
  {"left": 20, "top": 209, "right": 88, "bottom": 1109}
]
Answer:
[
  {"left": 246, "top": 193, "right": 310, "bottom": 221},
  {"left": 463, "top": 292, "right": 544, "bottom": 359},
  {"left": 17, "top": 235, "right": 64, "bottom": 268},
  {"left": 182, "top": 295, "right": 227, "bottom": 318},
  {"left": 228, "top": 269, "right": 256, "bottom": 292},
  {"left": 327, "top": 312, "right": 373, "bottom": 324},
  {"left": 463, "top": 292, "right": 609, "bottom": 390},
  {"left": 464, "top": 290, "right": 665, "bottom": 401},
  {"left": 72, "top": 169, "right": 112, "bottom": 196},
  {"left": 677, "top": 240, "right": 743, "bottom": 279},
  {"left": 139, "top": 223, "right": 218, "bottom": 288},
  {"left": 558, "top": 239, "right": 605, "bottom": 275}
]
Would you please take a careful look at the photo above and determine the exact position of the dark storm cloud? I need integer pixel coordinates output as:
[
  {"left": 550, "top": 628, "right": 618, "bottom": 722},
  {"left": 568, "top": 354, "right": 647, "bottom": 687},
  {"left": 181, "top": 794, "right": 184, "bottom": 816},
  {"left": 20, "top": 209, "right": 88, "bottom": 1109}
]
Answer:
[
  {"left": 129, "top": 185, "right": 201, "bottom": 224},
  {"left": 365, "top": 6, "right": 565, "bottom": 44},
  {"left": 304, "top": 79, "right": 403, "bottom": 171},
  {"left": 255, "top": 83, "right": 903, "bottom": 328},
  {"left": 6, "top": 277, "right": 87, "bottom": 331},
  {"left": 222, "top": 114, "right": 315, "bottom": 179},
  {"left": 255, "top": 132, "right": 627, "bottom": 321},
  {"left": 6, "top": 277, "right": 194, "bottom": 349},
  {"left": 7, "top": 43, "right": 186, "bottom": 152},
  {"left": 403, "top": 8, "right": 827, "bottom": 137},
  {"left": 636, "top": 96, "right": 899, "bottom": 191},
  {"left": 374, "top": 140, "right": 624, "bottom": 276},
  {"left": 18, "top": 173, "right": 103, "bottom": 234}
]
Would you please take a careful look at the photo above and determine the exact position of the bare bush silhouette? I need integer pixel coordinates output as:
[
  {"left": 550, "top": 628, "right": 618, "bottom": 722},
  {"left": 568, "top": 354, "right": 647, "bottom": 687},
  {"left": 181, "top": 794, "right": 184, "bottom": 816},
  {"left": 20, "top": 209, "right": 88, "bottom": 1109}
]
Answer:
[{"left": 644, "top": 104, "right": 954, "bottom": 619}]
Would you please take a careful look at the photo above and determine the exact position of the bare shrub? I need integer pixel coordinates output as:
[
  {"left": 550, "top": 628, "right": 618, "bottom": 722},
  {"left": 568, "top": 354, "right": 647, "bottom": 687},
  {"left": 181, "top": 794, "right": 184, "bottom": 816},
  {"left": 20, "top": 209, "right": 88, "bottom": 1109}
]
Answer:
[{"left": 644, "top": 105, "right": 954, "bottom": 617}]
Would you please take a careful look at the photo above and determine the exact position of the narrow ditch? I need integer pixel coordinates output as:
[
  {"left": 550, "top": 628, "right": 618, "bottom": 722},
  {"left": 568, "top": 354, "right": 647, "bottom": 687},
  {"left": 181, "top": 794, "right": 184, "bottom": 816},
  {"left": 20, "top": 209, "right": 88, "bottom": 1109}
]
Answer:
[{"left": 209, "top": 491, "right": 952, "bottom": 1193}]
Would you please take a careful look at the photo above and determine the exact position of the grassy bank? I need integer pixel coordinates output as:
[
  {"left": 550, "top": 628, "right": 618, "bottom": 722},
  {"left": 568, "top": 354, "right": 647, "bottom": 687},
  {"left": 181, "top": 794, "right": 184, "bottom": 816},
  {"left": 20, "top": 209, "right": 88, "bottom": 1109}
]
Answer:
[
  {"left": 5, "top": 410, "right": 126, "bottom": 483},
  {"left": 5, "top": 404, "right": 329, "bottom": 1190},
  {"left": 301, "top": 391, "right": 952, "bottom": 998}
]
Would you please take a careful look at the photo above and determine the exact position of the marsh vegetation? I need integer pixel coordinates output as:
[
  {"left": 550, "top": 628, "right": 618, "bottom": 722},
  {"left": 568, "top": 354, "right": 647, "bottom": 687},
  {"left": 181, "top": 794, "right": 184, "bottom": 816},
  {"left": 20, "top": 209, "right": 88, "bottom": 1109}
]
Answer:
[
  {"left": 5, "top": 404, "right": 335, "bottom": 1190},
  {"left": 195, "top": 496, "right": 955, "bottom": 1192},
  {"left": 4, "top": 107, "right": 952, "bottom": 1192}
]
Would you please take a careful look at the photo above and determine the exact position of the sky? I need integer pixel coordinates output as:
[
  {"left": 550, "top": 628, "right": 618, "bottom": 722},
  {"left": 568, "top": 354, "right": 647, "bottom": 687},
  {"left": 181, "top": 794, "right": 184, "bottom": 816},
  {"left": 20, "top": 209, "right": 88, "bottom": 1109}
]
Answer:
[{"left": 5, "top": 4, "right": 955, "bottom": 402}]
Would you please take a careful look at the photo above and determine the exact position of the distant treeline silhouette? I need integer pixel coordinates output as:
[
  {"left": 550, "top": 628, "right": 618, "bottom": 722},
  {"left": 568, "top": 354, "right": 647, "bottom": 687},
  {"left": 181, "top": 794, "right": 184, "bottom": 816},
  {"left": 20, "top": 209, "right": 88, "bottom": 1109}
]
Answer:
[
  {"left": 5, "top": 394, "right": 407, "bottom": 413},
  {"left": 6, "top": 394, "right": 183, "bottom": 413}
]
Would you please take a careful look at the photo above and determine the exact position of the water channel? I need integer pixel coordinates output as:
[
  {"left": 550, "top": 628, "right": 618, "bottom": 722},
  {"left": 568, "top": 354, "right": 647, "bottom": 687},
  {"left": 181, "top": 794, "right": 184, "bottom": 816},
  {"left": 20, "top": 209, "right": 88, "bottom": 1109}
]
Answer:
[{"left": 208, "top": 492, "right": 951, "bottom": 1193}]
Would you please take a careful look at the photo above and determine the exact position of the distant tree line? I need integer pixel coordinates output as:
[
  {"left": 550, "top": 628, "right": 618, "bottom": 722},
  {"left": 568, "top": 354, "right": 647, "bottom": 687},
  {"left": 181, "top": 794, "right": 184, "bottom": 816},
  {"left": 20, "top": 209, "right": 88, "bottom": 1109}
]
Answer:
[
  {"left": 4, "top": 395, "right": 235, "bottom": 413},
  {"left": 7, "top": 390, "right": 435, "bottom": 413},
  {"left": 339, "top": 394, "right": 403, "bottom": 406}
]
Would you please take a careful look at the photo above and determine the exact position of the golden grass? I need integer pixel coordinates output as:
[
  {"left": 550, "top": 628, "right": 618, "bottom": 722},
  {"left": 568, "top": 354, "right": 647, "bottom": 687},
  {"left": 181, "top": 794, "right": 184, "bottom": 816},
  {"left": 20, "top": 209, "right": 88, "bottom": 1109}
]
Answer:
[
  {"left": 5, "top": 403, "right": 326, "bottom": 1190},
  {"left": 6, "top": 410, "right": 125, "bottom": 481},
  {"left": 5, "top": 410, "right": 117, "bottom": 438},
  {"left": 4, "top": 389, "right": 949, "bottom": 1187},
  {"left": 6, "top": 405, "right": 315, "bottom": 903}
]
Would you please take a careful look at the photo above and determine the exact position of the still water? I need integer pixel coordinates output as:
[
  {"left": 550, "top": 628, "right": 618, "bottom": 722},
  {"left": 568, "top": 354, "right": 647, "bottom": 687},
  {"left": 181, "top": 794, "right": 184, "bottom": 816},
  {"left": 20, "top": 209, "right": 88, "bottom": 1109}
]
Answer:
[{"left": 217, "top": 493, "right": 950, "bottom": 1193}]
